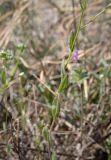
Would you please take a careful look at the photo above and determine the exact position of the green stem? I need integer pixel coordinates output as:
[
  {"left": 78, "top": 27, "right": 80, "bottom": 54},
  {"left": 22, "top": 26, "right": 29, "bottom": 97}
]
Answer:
[{"left": 65, "top": 0, "right": 87, "bottom": 68}]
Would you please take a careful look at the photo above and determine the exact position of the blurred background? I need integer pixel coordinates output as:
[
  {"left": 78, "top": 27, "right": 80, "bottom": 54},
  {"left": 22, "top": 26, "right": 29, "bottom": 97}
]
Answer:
[
  {"left": 0, "top": 0, "right": 111, "bottom": 160},
  {"left": 0, "top": 0, "right": 111, "bottom": 60}
]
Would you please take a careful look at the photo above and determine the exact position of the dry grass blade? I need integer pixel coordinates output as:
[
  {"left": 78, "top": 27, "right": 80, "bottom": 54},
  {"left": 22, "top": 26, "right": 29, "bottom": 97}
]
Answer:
[
  {"left": 0, "top": 1, "right": 30, "bottom": 48},
  {"left": 0, "top": 11, "right": 13, "bottom": 23}
]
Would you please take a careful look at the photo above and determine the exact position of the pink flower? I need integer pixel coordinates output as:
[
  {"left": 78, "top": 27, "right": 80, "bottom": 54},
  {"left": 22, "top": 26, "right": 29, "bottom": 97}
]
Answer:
[{"left": 72, "top": 48, "right": 78, "bottom": 62}]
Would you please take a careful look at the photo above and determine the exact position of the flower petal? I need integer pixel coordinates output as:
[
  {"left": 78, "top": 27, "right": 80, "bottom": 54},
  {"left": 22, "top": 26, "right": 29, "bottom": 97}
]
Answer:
[{"left": 72, "top": 48, "right": 78, "bottom": 62}]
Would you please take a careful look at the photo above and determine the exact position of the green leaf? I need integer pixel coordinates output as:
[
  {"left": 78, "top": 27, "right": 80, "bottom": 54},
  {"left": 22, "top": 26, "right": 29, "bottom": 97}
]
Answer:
[
  {"left": 50, "top": 105, "right": 59, "bottom": 119},
  {"left": 16, "top": 43, "right": 26, "bottom": 52},
  {"left": 72, "top": 67, "right": 88, "bottom": 84},
  {"left": 1, "top": 69, "right": 7, "bottom": 85},
  {"left": 42, "top": 126, "right": 50, "bottom": 142},
  {"left": 69, "top": 31, "right": 75, "bottom": 52},
  {"left": 51, "top": 104, "right": 59, "bottom": 119},
  {"left": 38, "top": 83, "right": 54, "bottom": 104},
  {"left": 51, "top": 150, "right": 57, "bottom": 160},
  {"left": 0, "top": 50, "right": 14, "bottom": 61},
  {"left": 80, "top": 0, "right": 84, "bottom": 10},
  {"left": 61, "top": 60, "right": 65, "bottom": 77},
  {"left": 58, "top": 75, "right": 68, "bottom": 92},
  {"left": 48, "top": 98, "right": 60, "bottom": 119}
]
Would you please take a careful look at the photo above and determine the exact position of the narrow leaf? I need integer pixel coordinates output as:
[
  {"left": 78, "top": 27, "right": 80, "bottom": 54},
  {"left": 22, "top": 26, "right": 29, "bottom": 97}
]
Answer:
[
  {"left": 69, "top": 31, "right": 75, "bottom": 52},
  {"left": 51, "top": 150, "right": 57, "bottom": 160},
  {"left": 58, "top": 75, "right": 68, "bottom": 92},
  {"left": 61, "top": 59, "right": 65, "bottom": 77},
  {"left": 1, "top": 69, "right": 7, "bottom": 85}
]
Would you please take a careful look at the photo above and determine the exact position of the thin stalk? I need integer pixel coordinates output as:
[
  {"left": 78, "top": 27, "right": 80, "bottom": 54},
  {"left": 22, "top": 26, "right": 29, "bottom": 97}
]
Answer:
[
  {"left": 72, "top": 0, "right": 79, "bottom": 48},
  {"left": 81, "top": 2, "right": 111, "bottom": 29},
  {"left": 65, "top": 0, "right": 87, "bottom": 68}
]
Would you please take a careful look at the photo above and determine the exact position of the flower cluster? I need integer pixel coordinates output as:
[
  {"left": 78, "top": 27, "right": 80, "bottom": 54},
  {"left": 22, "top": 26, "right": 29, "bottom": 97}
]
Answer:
[{"left": 72, "top": 48, "right": 78, "bottom": 62}]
